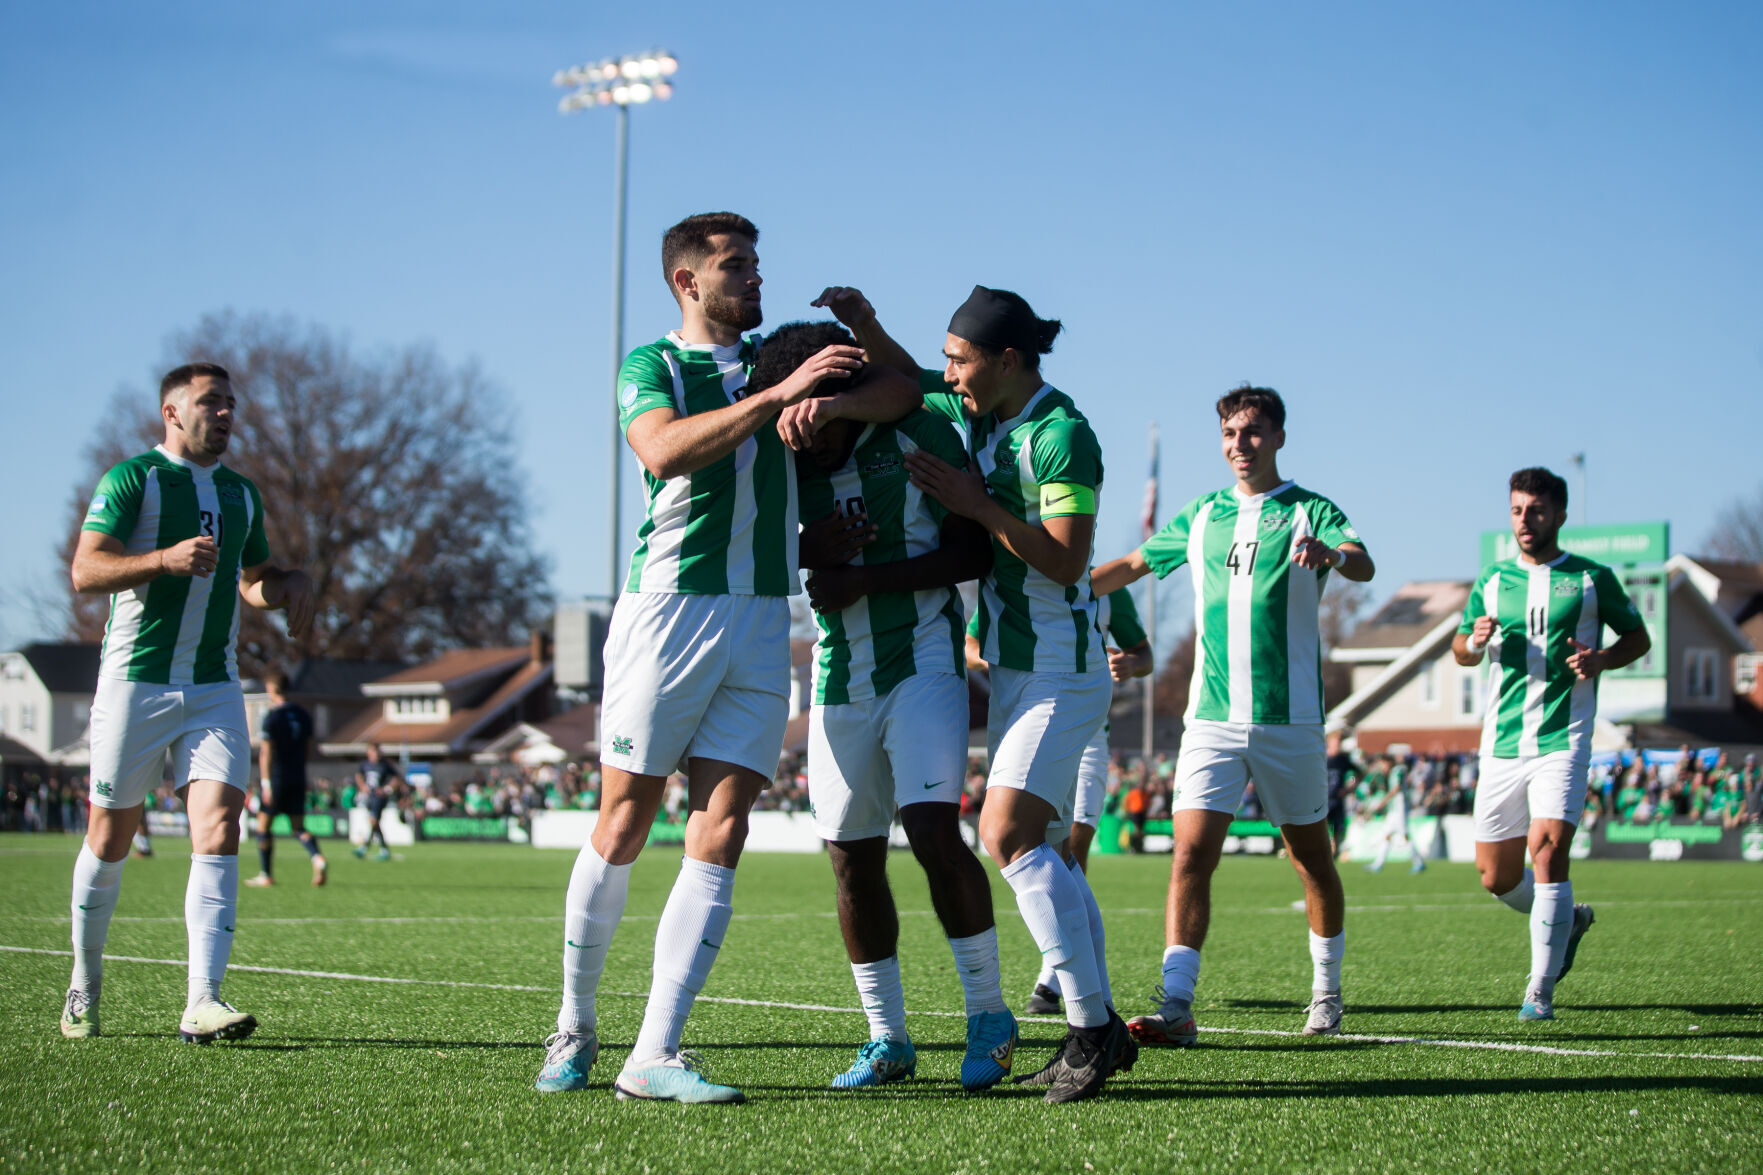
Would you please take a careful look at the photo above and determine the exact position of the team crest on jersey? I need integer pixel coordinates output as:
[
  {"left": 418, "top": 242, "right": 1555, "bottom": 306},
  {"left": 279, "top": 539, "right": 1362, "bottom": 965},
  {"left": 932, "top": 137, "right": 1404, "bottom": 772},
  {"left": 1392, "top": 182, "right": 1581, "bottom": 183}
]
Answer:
[
  {"left": 860, "top": 456, "right": 903, "bottom": 478},
  {"left": 1552, "top": 580, "right": 1583, "bottom": 597},
  {"left": 1258, "top": 513, "right": 1292, "bottom": 534},
  {"left": 218, "top": 483, "right": 245, "bottom": 504}
]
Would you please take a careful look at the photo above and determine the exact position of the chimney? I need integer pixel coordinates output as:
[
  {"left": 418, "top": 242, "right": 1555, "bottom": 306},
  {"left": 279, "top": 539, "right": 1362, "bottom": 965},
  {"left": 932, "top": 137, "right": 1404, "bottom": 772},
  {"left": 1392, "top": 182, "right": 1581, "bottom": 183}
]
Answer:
[{"left": 530, "top": 628, "right": 551, "bottom": 666}]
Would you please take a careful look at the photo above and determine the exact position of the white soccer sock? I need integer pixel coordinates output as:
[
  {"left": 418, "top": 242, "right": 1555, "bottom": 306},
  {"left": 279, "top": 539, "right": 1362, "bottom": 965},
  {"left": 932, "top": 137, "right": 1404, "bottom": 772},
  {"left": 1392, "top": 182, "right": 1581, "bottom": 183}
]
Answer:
[
  {"left": 1035, "top": 959, "right": 1058, "bottom": 990},
  {"left": 1067, "top": 859, "right": 1112, "bottom": 1008},
  {"left": 558, "top": 842, "right": 632, "bottom": 1034},
  {"left": 946, "top": 927, "right": 1010, "bottom": 1016},
  {"left": 185, "top": 854, "right": 237, "bottom": 1009},
  {"left": 999, "top": 844, "right": 1105, "bottom": 1028},
  {"left": 1496, "top": 869, "right": 1536, "bottom": 914},
  {"left": 1529, "top": 880, "right": 1572, "bottom": 992},
  {"left": 1161, "top": 945, "right": 1201, "bottom": 1004},
  {"left": 627, "top": 856, "right": 736, "bottom": 1066},
  {"left": 69, "top": 845, "right": 125, "bottom": 995},
  {"left": 1309, "top": 930, "right": 1344, "bottom": 994},
  {"left": 1370, "top": 834, "right": 1391, "bottom": 871},
  {"left": 852, "top": 956, "right": 907, "bottom": 1041}
]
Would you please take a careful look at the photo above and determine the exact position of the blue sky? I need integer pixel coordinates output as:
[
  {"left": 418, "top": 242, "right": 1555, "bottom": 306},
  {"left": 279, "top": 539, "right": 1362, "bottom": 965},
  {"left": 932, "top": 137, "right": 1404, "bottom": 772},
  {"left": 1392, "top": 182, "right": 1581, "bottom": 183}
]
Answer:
[{"left": 3, "top": 1, "right": 1759, "bottom": 651}]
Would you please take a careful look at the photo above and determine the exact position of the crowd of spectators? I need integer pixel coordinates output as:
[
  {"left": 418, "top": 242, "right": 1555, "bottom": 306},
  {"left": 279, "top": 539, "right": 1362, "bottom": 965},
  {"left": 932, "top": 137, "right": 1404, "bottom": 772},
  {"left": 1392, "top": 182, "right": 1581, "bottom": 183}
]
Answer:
[{"left": 6, "top": 742, "right": 1760, "bottom": 839}]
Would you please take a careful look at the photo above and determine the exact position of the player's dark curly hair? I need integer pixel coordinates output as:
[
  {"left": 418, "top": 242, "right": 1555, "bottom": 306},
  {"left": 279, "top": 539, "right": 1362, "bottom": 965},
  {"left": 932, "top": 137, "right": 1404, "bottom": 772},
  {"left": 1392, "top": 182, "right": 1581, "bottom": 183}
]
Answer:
[
  {"left": 748, "top": 320, "right": 858, "bottom": 396},
  {"left": 1509, "top": 466, "right": 1568, "bottom": 511},
  {"left": 660, "top": 211, "right": 758, "bottom": 295},
  {"left": 1215, "top": 384, "right": 1285, "bottom": 430}
]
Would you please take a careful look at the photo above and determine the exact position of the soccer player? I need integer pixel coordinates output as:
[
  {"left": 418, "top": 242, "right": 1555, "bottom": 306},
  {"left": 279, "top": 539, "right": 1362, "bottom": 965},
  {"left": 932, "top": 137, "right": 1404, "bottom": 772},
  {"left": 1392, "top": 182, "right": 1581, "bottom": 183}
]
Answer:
[
  {"left": 1364, "top": 757, "right": 1425, "bottom": 874},
  {"left": 839, "top": 283, "right": 1127, "bottom": 1103},
  {"left": 1017, "top": 577, "right": 1153, "bottom": 1016},
  {"left": 1091, "top": 385, "right": 1374, "bottom": 1044},
  {"left": 353, "top": 744, "right": 398, "bottom": 860},
  {"left": 62, "top": 363, "right": 313, "bottom": 1043},
  {"left": 246, "top": 670, "right": 327, "bottom": 887},
  {"left": 535, "top": 214, "right": 920, "bottom": 1104},
  {"left": 753, "top": 317, "right": 1011, "bottom": 1092},
  {"left": 1452, "top": 467, "right": 1649, "bottom": 1020}
]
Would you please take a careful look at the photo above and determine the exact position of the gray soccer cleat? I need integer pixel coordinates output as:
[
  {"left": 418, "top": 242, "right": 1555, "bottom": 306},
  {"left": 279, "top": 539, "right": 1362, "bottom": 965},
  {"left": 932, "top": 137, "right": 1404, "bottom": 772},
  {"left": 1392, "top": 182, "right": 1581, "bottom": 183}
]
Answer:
[{"left": 1301, "top": 990, "right": 1342, "bottom": 1036}]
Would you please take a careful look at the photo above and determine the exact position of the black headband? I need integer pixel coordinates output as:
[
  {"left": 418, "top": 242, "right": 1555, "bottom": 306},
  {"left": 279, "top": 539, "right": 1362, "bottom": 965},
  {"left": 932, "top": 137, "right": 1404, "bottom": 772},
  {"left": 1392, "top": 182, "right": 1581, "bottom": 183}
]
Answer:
[{"left": 947, "top": 285, "right": 1037, "bottom": 353}]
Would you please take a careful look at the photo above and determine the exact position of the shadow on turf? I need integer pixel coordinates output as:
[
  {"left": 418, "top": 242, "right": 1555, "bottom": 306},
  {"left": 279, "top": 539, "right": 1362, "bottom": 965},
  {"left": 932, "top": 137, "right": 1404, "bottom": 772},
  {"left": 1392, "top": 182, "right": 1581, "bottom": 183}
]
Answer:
[
  {"left": 1081, "top": 1074, "right": 1763, "bottom": 1101},
  {"left": 1226, "top": 997, "right": 1762, "bottom": 1020}
]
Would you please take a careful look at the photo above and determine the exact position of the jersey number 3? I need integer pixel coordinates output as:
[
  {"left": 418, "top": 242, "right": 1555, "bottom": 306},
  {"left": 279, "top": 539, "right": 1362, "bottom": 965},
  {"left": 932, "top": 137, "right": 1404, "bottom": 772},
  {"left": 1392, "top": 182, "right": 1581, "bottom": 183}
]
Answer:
[{"left": 199, "top": 509, "right": 225, "bottom": 547}]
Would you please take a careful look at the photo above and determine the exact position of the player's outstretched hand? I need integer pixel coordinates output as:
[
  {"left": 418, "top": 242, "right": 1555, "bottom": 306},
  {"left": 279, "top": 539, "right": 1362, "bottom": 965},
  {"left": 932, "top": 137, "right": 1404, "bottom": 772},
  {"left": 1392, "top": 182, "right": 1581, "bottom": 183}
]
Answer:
[
  {"left": 810, "top": 287, "right": 876, "bottom": 330},
  {"left": 905, "top": 452, "right": 991, "bottom": 521},
  {"left": 770, "top": 344, "right": 863, "bottom": 406},
  {"left": 805, "top": 565, "right": 866, "bottom": 613},
  {"left": 776, "top": 396, "right": 841, "bottom": 450},
  {"left": 1565, "top": 637, "right": 1604, "bottom": 680},
  {"left": 162, "top": 535, "right": 219, "bottom": 578},
  {"left": 281, "top": 569, "right": 315, "bottom": 638},
  {"left": 1291, "top": 534, "right": 1338, "bottom": 570},
  {"left": 799, "top": 510, "right": 876, "bottom": 571}
]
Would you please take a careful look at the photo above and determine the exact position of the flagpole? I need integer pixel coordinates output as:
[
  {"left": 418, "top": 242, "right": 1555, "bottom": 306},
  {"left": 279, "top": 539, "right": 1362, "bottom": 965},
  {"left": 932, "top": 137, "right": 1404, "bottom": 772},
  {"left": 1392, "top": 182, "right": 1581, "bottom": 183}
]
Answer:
[{"left": 1140, "top": 422, "right": 1159, "bottom": 766}]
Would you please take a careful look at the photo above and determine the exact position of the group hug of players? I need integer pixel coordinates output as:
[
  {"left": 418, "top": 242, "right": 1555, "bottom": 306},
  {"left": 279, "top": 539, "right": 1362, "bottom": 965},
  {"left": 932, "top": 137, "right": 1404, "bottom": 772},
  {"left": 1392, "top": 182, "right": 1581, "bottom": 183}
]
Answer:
[{"left": 59, "top": 210, "right": 1650, "bottom": 1107}]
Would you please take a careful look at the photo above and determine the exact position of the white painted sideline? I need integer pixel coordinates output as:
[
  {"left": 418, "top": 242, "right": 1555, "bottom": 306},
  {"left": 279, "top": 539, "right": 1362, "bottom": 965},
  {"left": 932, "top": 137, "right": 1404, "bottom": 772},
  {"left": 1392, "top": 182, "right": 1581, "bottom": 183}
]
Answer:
[{"left": 5, "top": 944, "right": 1758, "bottom": 1065}]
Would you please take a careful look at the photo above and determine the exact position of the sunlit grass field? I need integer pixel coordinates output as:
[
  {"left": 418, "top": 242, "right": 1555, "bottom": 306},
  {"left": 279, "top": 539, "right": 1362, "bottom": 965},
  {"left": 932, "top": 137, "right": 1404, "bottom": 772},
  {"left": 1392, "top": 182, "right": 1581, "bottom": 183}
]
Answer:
[{"left": 1, "top": 833, "right": 1758, "bottom": 1173}]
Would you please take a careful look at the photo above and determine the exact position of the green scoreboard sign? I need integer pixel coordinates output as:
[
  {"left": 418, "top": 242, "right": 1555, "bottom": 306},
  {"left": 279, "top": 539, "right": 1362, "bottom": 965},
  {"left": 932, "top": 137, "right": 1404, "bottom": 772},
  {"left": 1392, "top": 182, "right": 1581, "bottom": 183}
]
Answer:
[{"left": 1476, "top": 522, "right": 1669, "bottom": 680}]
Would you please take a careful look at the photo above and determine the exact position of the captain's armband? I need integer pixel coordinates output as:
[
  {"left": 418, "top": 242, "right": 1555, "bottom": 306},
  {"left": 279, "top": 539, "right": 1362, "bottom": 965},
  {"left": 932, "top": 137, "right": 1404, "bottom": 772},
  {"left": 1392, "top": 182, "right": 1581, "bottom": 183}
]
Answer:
[{"left": 1038, "top": 482, "right": 1096, "bottom": 518}]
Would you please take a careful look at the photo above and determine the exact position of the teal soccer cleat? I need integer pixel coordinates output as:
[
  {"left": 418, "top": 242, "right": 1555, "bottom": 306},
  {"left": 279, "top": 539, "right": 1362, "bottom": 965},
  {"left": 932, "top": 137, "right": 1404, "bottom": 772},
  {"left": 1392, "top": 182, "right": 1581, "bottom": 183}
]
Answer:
[
  {"left": 831, "top": 1037, "right": 917, "bottom": 1089},
  {"left": 615, "top": 1051, "right": 745, "bottom": 1104},
  {"left": 960, "top": 1009, "right": 1018, "bottom": 1091},
  {"left": 535, "top": 1029, "right": 598, "bottom": 1093}
]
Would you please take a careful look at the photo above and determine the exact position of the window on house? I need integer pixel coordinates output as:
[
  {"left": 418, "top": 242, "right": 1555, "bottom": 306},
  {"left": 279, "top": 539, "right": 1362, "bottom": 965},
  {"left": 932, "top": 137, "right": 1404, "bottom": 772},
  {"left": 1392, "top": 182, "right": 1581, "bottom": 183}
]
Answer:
[
  {"left": 389, "top": 696, "right": 446, "bottom": 723},
  {"left": 1459, "top": 673, "right": 1479, "bottom": 718},
  {"left": 20, "top": 703, "right": 35, "bottom": 732},
  {"left": 1684, "top": 648, "right": 1720, "bottom": 702},
  {"left": 1419, "top": 659, "right": 1438, "bottom": 707}
]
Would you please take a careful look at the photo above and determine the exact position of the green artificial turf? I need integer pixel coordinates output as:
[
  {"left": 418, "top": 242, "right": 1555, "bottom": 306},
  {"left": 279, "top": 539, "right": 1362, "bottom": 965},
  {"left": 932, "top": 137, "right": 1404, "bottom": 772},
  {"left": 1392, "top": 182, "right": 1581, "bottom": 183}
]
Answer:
[{"left": 1, "top": 833, "right": 1759, "bottom": 1173}]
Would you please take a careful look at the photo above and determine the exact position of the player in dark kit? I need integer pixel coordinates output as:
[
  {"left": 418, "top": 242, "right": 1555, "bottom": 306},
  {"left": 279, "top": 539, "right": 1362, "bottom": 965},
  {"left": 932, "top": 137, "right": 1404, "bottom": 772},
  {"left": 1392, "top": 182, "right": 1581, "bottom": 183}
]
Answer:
[
  {"left": 354, "top": 744, "right": 399, "bottom": 860},
  {"left": 247, "top": 671, "right": 327, "bottom": 887}
]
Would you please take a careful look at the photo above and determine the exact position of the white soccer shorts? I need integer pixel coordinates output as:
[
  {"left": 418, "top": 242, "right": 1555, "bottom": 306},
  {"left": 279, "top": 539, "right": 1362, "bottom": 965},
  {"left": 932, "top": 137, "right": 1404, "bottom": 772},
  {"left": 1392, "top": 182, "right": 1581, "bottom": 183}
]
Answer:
[
  {"left": 1072, "top": 722, "right": 1110, "bottom": 828},
  {"left": 807, "top": 672, "right": 968, "bottom": 842},
  {"left": 87, "top": 678, "right": 251, "bottom": 810},
  {"left": 1172, "top": 720, "right": 1327, "bottom": 828},
  {"left": 597, "top": 592, "right": 791, "bottom": 780},
  {"left": 985, "top": 665, "right": 1112, "bottom": 836},
  {"left": 1473, "top": 750, "right": 1589, "bottom": 841}
]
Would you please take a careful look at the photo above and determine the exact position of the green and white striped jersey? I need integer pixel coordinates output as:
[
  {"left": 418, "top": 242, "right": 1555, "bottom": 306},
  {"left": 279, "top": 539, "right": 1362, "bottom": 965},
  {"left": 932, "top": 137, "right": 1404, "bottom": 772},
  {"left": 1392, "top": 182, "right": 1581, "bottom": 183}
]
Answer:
[
  {"left": 1142, "top": 481, "right": 1360, "bottom": 725},
  {"left": 1096, "top": 583, "right": 1148, "bottom": 651},
  {"left": 924, "top": 376, "right": 1104, "bottom": 675},
  {"left": 81, "top": 447, "right": 270, "bottom": 685},
  {"left": 799, "top": 411, "right": 968, "bottom": 704},
  {"left": 1458, "top": 552, "right": 1643, "bottom": 759},
  {"left": 619, "top": 333, "right": 798, "bottom": 596}
]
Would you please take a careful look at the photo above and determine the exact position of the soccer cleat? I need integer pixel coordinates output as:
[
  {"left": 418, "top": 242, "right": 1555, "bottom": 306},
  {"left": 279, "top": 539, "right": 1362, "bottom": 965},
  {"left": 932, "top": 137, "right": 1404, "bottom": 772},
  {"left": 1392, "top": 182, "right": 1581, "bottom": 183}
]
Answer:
[
  {"left": 614, "top": 1051, "right": 745, "bottom": 1104},
  {"left": 312, "top": 855, "right": 328, "bottom": 887},
  {"left": 1518, "top": 997, "right": 1555, "bottom": 1021},
  {"left": 1012, "top": 1033, "right": 1068, "bottom": 1087},
  {"left": 375, "top": 848, "right": 391, "bottom": 861},
  {"left": 830, "top": 1036, "right": 916, "bottom": 1089},
  {"left": 60, "top": 989, "right": 99, "bottom": 1039},
  {"left": 178, "top": 999, "right": 258, "bottom": 1044},
  {"left": 1302, "top": 990, "right": 1343, "bottom": 1036},
  {"left": 1042, "top": 1012, "right": 1132, "bottom": 1105},
  {"left": 244, "top": 874, "right": 274, "bottom": 887},
  {"left": 352, "top": 845, "right": 367, "bottom": 859},
  {"left": 1556, "top": 904, "right": 1595, "bottom": 983},
  {"left": 1363, "top": 861, "right": 1384, "bottom": 873},
  {"left": 1024, "top": 983, "right": 1063, "bottom": 1016},
  {"left": 1409, "top": 857, "right": 1427, "bottom": 874},
  {"left": 1126, "top": 987, "right": 1198, "bottom": 1047},
  {"left": 960, "top": 1009, "right": 1018, "bottom": 1091},
  {"left": 534, "top": 1029, "right": 598, "bottom": 1093}
]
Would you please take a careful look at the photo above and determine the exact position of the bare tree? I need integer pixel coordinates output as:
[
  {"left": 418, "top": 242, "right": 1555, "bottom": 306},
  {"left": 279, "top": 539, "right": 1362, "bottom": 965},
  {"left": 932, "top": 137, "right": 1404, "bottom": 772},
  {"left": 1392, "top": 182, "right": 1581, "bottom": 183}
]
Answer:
[
  {"left": 58, "top": 312, "right": 552, "bottom": 678},
  {"left": 1706, "top": 483, "right": 1763, "bottom": 561},
  {"left": 1318, "top": 577, "right": 1371, "bottom": 710}
]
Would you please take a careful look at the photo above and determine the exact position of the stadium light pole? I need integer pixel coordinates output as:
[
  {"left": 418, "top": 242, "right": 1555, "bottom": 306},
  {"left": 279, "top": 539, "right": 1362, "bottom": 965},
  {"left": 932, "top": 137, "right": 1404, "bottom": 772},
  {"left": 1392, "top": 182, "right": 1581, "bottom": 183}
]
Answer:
[{"left": 554, "top": 50, "right": 679, "bottom": 600}]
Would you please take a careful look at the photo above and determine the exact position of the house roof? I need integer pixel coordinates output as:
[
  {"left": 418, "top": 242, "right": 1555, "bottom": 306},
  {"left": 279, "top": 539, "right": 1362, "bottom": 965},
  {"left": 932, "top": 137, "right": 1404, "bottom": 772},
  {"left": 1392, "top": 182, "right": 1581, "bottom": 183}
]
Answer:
[
  {"left": 323, "top": 659, "right": 552, "bottom": 755},
  {"left": 0, "top": 734, "right": 47, "bottom": 764},
  {"left": 283, "top": 658, "right": 412, "bottom": 698},
  {"left": 361, "top": 647, "right": 532, "bottom": 697},
  {"left": 1335, "top": 581, "right": 1471, "bottom": 654},
  {"left": 15, "top": 643, "right": 101, "bottom": 695}
]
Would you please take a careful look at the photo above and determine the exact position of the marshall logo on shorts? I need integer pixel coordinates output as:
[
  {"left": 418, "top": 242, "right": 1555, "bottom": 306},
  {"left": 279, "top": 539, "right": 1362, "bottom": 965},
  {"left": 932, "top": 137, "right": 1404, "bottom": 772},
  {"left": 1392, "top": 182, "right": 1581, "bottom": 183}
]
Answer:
[
  {"left": 93, "top": 779, "right": 112, "bottom": 797},
  {"left": 610, "top": 736, "right": 633, "bottom": 756}
]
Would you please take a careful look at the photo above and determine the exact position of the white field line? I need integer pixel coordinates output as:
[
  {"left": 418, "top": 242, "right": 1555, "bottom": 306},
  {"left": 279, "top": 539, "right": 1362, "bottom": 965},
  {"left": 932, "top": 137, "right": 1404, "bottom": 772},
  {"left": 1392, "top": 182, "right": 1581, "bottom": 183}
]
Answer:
[{"left": 4, "top": 944, "right": 1759, "bottom": 1065}]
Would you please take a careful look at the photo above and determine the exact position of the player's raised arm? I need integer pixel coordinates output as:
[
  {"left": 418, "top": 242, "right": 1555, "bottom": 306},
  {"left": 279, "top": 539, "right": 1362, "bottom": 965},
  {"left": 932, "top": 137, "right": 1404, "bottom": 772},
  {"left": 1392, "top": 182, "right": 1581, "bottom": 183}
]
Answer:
[
  {"left": 1090, "top": 550, "right": 1150, "bottom": 598},
  {"left": 811, "top": 286, "right": 922, "bottom": 379},
  {"left": 776, "top": 359, "right": 924, "bottom": 450}
]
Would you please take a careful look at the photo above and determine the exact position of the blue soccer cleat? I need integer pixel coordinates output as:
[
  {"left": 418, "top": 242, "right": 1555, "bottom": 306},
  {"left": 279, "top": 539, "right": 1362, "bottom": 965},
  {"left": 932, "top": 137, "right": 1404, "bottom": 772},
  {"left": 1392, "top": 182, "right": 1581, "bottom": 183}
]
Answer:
[
  {"left": 535, "top": 1029, "right": 598, "bottom": 1092},
  {"left": 831, "top": 1036, "right": 917, "bottom": 1089},
  {"left": 615, "top": 1051, "right": 745, "bottom": 1104},
  {"left": 1519, "top": 993, "right": 1555, "bottom": 1021},
  {"left": 961, "top": 1009, "right": 1018, "bottom": 1092}
]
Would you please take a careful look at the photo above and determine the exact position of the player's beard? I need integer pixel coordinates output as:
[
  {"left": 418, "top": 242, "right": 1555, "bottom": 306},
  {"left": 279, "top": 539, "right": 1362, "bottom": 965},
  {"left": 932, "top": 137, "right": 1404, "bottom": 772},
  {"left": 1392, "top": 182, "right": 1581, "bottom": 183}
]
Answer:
[{"left": 703, "top": 289, "right": 762, "bottom": 332}]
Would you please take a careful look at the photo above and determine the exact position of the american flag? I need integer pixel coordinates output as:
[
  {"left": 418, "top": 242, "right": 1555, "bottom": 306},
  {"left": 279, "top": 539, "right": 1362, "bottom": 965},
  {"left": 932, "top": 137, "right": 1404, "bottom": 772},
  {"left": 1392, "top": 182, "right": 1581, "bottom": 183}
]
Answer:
[{"left": 1140, "top": 422, "right": 1160, "bottom": 540}]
